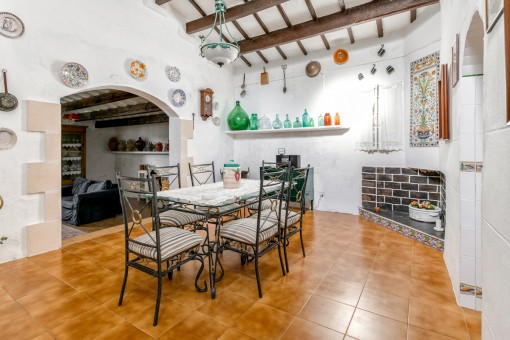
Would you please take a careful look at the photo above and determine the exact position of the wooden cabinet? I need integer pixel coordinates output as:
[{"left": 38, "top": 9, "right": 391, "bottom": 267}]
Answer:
[{"left": 61, "top": 125, "right": 87, "bottom": 186}]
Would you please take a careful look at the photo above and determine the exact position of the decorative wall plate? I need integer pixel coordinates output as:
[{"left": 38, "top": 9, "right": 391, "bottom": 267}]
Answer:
[
  {"left": 0, "top": 127, "right": 17, "bottom": 149},
  {"left": 214, "top": 101, "right": 219, "bottom": 111},
  {"left": 61, "top": 62, "right": 89, "bottom": 88},
  {"left": 129, "top": 60, "right": 147, "bottom": 79},
  {"left": 212, "top": 116, "right": 220, "bottom": 126},
  {"left": 171, "top": 89, "right": 186, "bottom": 107},
  {"left": 0, "top": 12, "right": 24, "bottom": 39},
  {"left": 333, "top": 48, "right": 349, "bottom": 65},
  {"left": 166, "top": 66, "right": 181, "bottom": 82}
]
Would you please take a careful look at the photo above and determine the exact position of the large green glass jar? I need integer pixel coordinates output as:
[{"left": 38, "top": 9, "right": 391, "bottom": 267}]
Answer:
[{"left": 227, "top": 101, "right": 250, "bottom": 130}]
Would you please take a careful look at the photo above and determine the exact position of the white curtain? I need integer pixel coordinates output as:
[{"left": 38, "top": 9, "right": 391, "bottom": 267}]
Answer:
[{"left": 355, "top": 82, "right": 403, "bottom": 152}]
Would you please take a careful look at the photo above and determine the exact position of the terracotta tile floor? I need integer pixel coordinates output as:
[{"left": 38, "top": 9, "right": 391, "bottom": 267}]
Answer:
[{"left": 0, "top": 211, "right": 481, "bottom": 339}]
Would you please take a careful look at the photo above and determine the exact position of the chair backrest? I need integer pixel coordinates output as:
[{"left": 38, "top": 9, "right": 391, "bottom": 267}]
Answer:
[
  {"left": 148, "top": 164, "right": 182, "bottom": 191},
  {"left": 290, "top": 166, "right": 311, "bottom": 214},
  {"left": 117, "top": 173, "right": 163, "bottom": 261},
  {"left": 188, "top": 162, "right": 215, "bottom": 186},
  {"left": 253, "top": 165, "right": 292, "bottom": 245}
]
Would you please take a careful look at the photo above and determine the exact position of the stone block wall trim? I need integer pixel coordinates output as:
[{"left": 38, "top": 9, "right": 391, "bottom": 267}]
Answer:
[
  {"left": 359, "top": 207, "right": 444, "bottom": 251},
  {"left": 26, "top": 100, "right": 62, "bottom": 256}
]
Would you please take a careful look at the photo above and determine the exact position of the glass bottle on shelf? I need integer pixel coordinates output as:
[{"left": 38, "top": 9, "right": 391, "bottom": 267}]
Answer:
[
  {"left": 324, "top": 113, "right": 332, "bottom": 126},
  {"left": 309, "top": 117, "right": 315, "bottom": 127},
  {"left": 293, "top": 117, "right": 303, "bottom": 128},
  {"left": 302, "top": 109, "right": 310, "bottom": 127},
  {"left": 272, "top": 114, "right": 283, "bottom": 129},
  {"left": 318, "top": 114, "right": 324, "bottom": 126},
  {"left": 334, "top": 112, "right": 341, "bottom": 125},
  {"left": 249, "top": 113, "right": 259, "bottom": 130},
  {"left": 283, "top": 114, "right": 292, "bottom": 128}
]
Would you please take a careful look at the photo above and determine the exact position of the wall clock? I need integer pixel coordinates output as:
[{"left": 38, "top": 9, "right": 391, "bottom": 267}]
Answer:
[{"left": 200, "top": 88, "right": 214, "bottom": 121}]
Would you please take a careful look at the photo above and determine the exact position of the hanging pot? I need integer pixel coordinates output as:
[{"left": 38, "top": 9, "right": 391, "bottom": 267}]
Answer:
[
  {"left": 305, "top": 61, "right": 321, "bottom": 78},
  {"left": 0, "top": 70, "right": 18, "bottom": 112}
]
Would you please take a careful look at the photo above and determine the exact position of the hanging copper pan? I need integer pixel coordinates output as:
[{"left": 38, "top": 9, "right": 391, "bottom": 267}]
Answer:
[{"left": 0, "top": 70, "right": 18, "bottom": 112}]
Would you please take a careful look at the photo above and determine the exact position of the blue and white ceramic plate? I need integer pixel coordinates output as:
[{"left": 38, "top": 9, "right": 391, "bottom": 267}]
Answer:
[
  {"left": 61, "top": 62, "right": 89, "bottom": 88},
  {"left": 171, "top": 89, "right": 186, "bottom": 107}
]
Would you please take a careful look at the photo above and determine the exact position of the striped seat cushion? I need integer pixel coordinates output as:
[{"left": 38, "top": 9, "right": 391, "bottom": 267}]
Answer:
[
  {"left": 220, "top": 218, "right": 278, "bottom": 244},
  {"left": 246, "top": 199, "right": 285, "bottom": 212},
  {"left": 159, "top": 210, "right": 204, "bottom": 228},
  {"left": 129, "top": 227, "right": 203, "bottom": 261},
  {"left": 197, "top": 203, "right": 241, "bottom": 215},
  {"left": 250, "top": 209, "right": 301, "bottom": 226}
]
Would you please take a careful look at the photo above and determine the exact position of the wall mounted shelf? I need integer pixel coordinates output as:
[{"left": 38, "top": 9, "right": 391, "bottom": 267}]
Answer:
[
  {"left": 225, "top": 125, "right": 349, "bottom": 136},
  {"left": 106, "top": 151, "right": 169, "bottom": 155}
]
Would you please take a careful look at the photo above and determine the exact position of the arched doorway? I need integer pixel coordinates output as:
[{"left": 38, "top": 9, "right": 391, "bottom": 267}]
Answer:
[
  {"left": 458, "top": 12, "right": 483, "bottom": 311},
  {"left": 25, "top": 86, "right": 194, "bottom": 255}
]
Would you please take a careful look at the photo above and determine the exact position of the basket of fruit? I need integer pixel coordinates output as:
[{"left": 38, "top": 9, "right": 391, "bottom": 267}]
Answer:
[{"left": 409, "top": 201, "right": 441, "bottom": 223}]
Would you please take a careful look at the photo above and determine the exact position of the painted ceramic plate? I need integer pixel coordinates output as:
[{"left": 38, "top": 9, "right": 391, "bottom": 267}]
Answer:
[
  {"left": 333, "top": 48, "right": 349, "bottom": 65},
  {"left": 171, "top": 89, "right": 186, "bottom": 107},
  {"left": 214, "top": 101, "right": 219, "bottom": 111},
  {"left": 0, "top": 12, "right": 24, "bottom": 39},
  {"left": 0, "top": 127, "right": 17, "bottom": 149},
  {"left": 212, "top": 116, "right": 220, "bottom": 126},
  {"left": 129, "top": 60, "right": 147, "bottom": 79},
  {"left": 166, "top": 66, "right": 181, "bottom": 82},
  {"left": 61, "top": 62, "right": 89, "bottom": 88}
]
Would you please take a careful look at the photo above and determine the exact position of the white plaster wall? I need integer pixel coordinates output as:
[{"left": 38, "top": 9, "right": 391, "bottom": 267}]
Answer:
[
  {"left": 0, "top": 0, "right": 234, "bottom": 262},
  {"left": 440, "top": 0, "right": 510, "bottom": 338},
  {"left": 231, "top": 8, "right": 441, "bottom": 214}
]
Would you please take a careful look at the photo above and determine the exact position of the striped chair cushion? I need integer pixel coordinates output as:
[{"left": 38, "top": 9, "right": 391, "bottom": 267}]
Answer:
[
  {"left": 250, "top": 209, "right": 301, "bottom": 226},
  {"left": 159, "top": 210, "right": 204, "bottom": 228},
  {"left": 220, "top": 218, "right": 278, "bottom": 245},
  {"left": 197, "top": 203, "right": 241, "bottom": 215},
  {"left": 246, "top": 199, "right": 285, "bottom": 212},
  {"left": 129, "top": 227, "right": 202, "bottom": 261}
]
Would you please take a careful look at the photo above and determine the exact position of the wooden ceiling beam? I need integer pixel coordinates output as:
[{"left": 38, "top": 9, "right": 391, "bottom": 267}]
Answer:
[
  {"left": 276, "top": 4, "right": 307, "bottom": 56},
  {"left": 95, "top": 113, "right": 169, "bottom": 128},
  {"left": 77, "top": 103, "right": 162, "bottom": 121},
  {"left": 61, "top": 91, "right": 137, "bottom": 112},
  {"left": 376, "top": 18, "right": 384, "bottom": 37},
  {"left": 251, "top": 10, "right": 287, "bottom": 60},
  {"left": 304, "top": 0, "right": 330, "bottom": 50},
  {"left": 232, "top": 18, "right": 269, "bottom": 64},
  {"left": 186, "top": 0, "right": 289, "bottom": 34},
  {"left": 347, "top": 27, "right": 355, "bottom": 44},
  {"left": 155, "top": 0, "right": 173, "bottom": 5},
  {"left": 239, "top": 0, "right": 438, "bottom": 54},
  {"left": 410, "top": 9, "right": 417, "bottom": 23}
]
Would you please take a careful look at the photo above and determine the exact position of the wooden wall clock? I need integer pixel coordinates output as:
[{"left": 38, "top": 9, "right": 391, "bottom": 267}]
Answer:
[{"left": 200, "top": 88, "right": 214, "bottom": 121}]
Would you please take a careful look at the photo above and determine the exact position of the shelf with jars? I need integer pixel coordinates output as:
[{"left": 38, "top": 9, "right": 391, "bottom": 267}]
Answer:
[
  {"left": 62, "top": 125, "right": 87, "bottom": 186},
  {"left": 225, "top": 125, "right": 349, "bottom": 136}
]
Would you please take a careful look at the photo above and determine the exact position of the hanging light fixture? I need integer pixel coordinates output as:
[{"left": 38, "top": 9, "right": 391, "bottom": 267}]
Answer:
[{"left": 199, "top": 0, "right": 240, "bottom": 67}]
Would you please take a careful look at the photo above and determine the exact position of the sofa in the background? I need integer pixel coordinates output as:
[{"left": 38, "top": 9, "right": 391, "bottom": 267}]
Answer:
[{"left": 61, "top": 177, "right": 121, "bottom": 226}]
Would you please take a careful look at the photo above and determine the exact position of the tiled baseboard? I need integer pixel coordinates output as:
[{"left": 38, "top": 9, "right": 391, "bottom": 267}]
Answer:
[{"left": 359, "top": 207, "right": 444, "bottom": 251}]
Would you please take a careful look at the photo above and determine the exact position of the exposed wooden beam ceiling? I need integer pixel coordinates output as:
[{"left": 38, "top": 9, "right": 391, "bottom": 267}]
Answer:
[
  {"left": 376, "top": 18, "right": 384, "bottom": 38},
  {"left": 232, "top": 19, "right": 268, "bottom": 64},
  {"left": 304, "top": 0, "right": 330, "bottom": 50},
  {"left": 61, "top": 91, "right": 137, "bottom": 112},
  {"left": 338, "top": 0, "right": 355, "bottom": 44},
  {"left": 250, "top": 7, "right": 287, "bottom": 60},
  {"left": 186, "top": 0, "right": 289, "bottom": 34},
  {"left": 238, "top": 0, "right": 438, "bottom": 55},
  {"left": 276, "top": 4, "right": 307, "bottom": 56},
  {"left": 410, "top": 9, "right": 417, "bottom": 23},
  {"left": 77, "top": 102, "right": 162, "bottom": 121},
  {"left": 187, "top": 0, "right": 251, "bottom": 67},
  {"left": 95, "top": 113, "right": 169, "bottom": 128}
]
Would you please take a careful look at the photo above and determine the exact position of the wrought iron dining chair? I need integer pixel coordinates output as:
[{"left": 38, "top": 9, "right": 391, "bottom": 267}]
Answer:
[
  {"left": 218, "top": 165, "right": 291, "bottom": 298},
  {"left": 148, "top": 164, "right": 205, "bottom": 230},
  {"left": 188, "top": 161, "right": 241, "bottom": 223},
  {"left": 116, "top": 173, "right": 207, "bottom": 326},
  {"left": 188, "top": 162, "right": 216, "bottom": 186}
]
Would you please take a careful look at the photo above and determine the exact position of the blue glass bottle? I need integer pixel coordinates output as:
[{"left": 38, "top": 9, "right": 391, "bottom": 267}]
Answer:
[
  {"left": 293, "top": 117, "right": 303, "bottom": 128},
  {"left": 272, "top": 114, "right": 283, "bottom": 129}
]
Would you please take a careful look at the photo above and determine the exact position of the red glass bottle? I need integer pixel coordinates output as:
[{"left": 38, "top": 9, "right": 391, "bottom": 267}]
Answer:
[
  {"left": 324, "top": 113, "right": 332, "bottom": 126},
  {"left": 334, "top": 112, "right": 341, "bottom": 125}
]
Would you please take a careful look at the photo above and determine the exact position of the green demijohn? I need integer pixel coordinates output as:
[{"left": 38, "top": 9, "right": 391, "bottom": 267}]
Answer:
[
  {"left": 283, "top": 114, "right": 292, "bottom": 128},
  {"left": 227, "top": 101, "right": 250, "bottom": 130},
  {"left": 249, "top": 113, "right": 258, "bottom": 130},
  {"left": 302, "top": 109, "right": 310, "bottom": 127}
]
